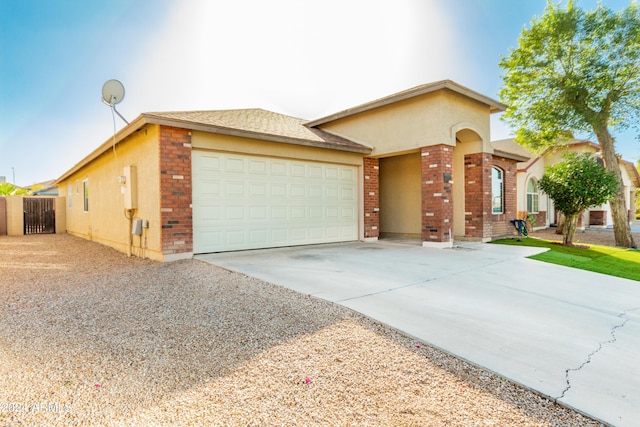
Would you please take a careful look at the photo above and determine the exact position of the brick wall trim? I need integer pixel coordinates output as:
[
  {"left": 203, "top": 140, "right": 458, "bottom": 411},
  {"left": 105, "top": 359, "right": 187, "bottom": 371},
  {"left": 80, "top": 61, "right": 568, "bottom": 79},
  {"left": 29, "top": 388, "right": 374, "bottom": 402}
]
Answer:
[
  {"left": 421, "top": 145, "right": 453, "bottom": 245},
  {"left": 363, "top": 157, "right": 380, "bottom": 239},
  {"left": 159, "top": 126, "right": 193, "bottom": 256}
]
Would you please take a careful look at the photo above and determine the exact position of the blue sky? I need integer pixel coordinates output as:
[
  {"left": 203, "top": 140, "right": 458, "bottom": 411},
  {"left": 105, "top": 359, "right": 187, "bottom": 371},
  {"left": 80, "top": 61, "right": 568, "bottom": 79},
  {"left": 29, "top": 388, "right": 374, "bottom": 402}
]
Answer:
[{"left": 1, "top": 0, "right": 637, "bottom": 186}]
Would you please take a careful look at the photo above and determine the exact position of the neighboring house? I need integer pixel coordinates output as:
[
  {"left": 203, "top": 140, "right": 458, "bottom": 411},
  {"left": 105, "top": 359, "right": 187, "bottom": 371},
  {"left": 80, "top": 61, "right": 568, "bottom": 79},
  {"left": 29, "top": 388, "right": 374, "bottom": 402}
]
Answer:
[
  {"left": 55, "top": 80, "right": 528, "bottom": 262},
  {"left": 30, "top": 180, "right": 59, "bottom": 196},
  {"left": 492, "top": 138, "right": 640, "bottom": 230},
  {"left": 31, "top": 186, "right": 59, "bottom": 196}
]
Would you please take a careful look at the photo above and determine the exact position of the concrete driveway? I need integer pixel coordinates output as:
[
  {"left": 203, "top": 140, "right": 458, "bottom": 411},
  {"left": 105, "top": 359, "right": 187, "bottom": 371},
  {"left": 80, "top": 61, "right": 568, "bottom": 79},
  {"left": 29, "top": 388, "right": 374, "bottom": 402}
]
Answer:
[{"left": 197, "top": 240, "right": 640, "bottom": 427}]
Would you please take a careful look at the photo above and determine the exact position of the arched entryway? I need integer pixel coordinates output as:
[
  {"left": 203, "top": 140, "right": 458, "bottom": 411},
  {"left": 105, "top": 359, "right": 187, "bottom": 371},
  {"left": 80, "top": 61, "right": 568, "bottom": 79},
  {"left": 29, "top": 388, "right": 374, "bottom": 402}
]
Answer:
[{"left": 452, "top": 129, "right": 484, "bottom": 238}]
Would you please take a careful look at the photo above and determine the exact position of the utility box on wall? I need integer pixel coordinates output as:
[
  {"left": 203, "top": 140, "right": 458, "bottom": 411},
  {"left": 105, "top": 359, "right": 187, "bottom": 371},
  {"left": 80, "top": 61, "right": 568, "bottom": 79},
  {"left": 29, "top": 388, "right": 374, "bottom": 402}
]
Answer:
[{"left": 123, "top": 165, "right": 138, "bottom": 210}]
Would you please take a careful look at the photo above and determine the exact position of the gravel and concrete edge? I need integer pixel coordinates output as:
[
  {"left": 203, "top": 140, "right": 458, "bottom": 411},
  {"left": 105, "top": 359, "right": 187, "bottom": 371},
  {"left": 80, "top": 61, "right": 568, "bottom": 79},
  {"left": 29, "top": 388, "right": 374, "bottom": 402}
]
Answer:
[{"left": 0, "top": 234, "right": 604, "bottom": 426}]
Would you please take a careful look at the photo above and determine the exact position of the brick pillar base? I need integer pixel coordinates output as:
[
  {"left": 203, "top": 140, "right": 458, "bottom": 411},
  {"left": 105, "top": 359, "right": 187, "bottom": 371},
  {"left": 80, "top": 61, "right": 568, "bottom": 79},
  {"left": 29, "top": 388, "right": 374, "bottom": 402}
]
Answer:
[
  {"left": 464, "top": 153, "right": 492, "bottom": 239},
  {"left": 159, "top": 126, "right": 193, "bottom": 260},
  {"left": 421, "top": 145, "right": 453, "bottom": 247},
  {"left": 363, "top": 157, "right": 379, "bottom": 239}
]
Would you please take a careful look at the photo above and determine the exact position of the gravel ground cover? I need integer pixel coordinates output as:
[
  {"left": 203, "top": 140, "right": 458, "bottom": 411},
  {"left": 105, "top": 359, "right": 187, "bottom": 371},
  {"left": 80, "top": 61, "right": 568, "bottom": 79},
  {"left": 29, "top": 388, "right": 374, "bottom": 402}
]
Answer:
[{"left": 0, "top": 234, "right": 603, "bottom": 426}]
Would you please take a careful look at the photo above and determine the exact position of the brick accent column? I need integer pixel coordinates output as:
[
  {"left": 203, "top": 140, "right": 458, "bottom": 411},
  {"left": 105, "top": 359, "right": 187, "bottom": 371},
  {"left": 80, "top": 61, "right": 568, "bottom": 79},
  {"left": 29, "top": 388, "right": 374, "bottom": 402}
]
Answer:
[
  {"left": 491, "top": 156, "right": 518, "bottom": 237},
  {"left": 464, "top": 153, "right": 492, "bottom": 239},
  {"left": 421, "top": 145, "right": 453, "bottom": 245},
  {"left": 363, "top": 157, "right": 379, "bottom": 239},
  {"left": 159, "top": 126, "right": 193, "bottom": 258}
]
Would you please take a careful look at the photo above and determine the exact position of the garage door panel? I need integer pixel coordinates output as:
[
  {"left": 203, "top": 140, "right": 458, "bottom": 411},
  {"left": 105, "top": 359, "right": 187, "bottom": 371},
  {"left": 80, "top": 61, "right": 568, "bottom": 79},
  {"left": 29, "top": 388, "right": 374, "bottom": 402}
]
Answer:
[
  {"left": 271, "top": 162, "right": 287, "bottom": 175},
  {"left": 272, "top": 228, "right": 288, "bottom": 242},
  {"left": 193, "top": 151, "right": 359, "bottom": 253},
  {"left": 341, "top": 206, "right": 356, "bottom": 218},
  {"left": 291, "top": 228, "right": 306, "bottom": 241},
  {"left": 326, "top": 187, "right": 339, "bottom": 199},
  {"left": 226, "top": 207, "right": 244, "bottom": 220},
  {"left": 341, "top": 187, "right": 356, "bottom": 200},
  {"left": 249, "top": 182, "right": 267, "bottom": 197},
  {"left": 341, "top": 168, "right": 355, "bottom": 180},
  {"left": 198, "top": 205, "right": 221, "bottom": 221},
  {"left": 249, "top": 229, "right": 268, "bottom": 243},
  {"left": 196, "top": 154, "right": 222, "bottom": 171},
  {"left": 308, "top": 227, "right": 323, "bottom": 239},
  {"left": 225, "top": 157, "right": 245, "bottom": 173},
  {"left": 309, "top": 185, "right": 323, "bottom": 198},
  {"left": 271, "top": 207, "right": 287, "bottom": 220},
  {"left": 326, "top": 167, "right": 339, "bottom": 179},
  {"left": 249, "top": 206, "right": 267, "bottom": 220},
  {"left": 270, "top": 183, "right": 287, "bottom": 197},
  {"left": 249, "top": 160, "right": 267, "bottom": 174},
  {"left": 290, "top": 207, "right": 305, "bottom": 219},
  {"left": 226, "top": 230, "right": 245, "bottom": 245},
  {"left": 290, "top": 164, "right": 306, "bottom": 177},
  {"left": 309, "top": 206, "right": 323, "bottom": 218},
  {"left": 290, "top": 184, "right": 306, "bottom": 198},
  {"left": 224, "top": 181, "right": 244, "bottom": 197}
]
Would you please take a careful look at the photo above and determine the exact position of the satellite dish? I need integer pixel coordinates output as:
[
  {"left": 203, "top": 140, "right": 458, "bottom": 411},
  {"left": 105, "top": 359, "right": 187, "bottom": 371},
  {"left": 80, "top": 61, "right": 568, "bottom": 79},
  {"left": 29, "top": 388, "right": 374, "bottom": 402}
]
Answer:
[
  {"left": 101, "top": 79, "right": 125, "bottom": 106},
  {"left": 101, "top": 79, "right": 129, "bottom": 124}
]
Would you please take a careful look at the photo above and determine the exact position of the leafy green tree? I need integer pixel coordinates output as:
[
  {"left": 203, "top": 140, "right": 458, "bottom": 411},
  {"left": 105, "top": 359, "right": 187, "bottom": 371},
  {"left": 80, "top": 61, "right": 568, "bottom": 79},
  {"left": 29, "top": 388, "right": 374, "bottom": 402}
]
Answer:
[
  {"left": 499, "top": 0, "right": 640, "bottom": 247},
  {"left": 0, "top": 182, "right": 16, "bottom": 196},
  {"left": 0, "top": 183, "right": 30, "bottom": 196},
  {"left": 539, "top": 153, "right": 618, "bottom": 245}
]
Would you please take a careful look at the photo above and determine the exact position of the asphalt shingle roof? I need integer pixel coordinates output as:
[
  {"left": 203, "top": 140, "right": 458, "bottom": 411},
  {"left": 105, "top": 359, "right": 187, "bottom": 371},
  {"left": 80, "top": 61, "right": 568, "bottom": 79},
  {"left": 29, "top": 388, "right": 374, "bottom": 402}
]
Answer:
[{"left": 143, "top": 108, "right": 371, "bottom": 153}]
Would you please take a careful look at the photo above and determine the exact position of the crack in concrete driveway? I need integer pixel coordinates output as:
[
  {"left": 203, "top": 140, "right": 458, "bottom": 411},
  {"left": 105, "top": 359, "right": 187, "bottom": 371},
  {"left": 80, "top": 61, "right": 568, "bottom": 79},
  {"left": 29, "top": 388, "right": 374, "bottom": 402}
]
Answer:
[{"left": 557, "top": 307, "right": 640, "bottom": 401}]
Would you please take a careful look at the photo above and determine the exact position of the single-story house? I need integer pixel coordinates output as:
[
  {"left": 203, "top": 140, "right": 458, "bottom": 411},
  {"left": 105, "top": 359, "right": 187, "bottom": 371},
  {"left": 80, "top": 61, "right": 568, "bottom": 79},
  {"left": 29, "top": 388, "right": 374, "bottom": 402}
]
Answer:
[
  {"left": 492, "top": 138, "right": 640, "bottom": 229},
  {"left": 56, "top": 80, "right": 529, "bottom": 262}
]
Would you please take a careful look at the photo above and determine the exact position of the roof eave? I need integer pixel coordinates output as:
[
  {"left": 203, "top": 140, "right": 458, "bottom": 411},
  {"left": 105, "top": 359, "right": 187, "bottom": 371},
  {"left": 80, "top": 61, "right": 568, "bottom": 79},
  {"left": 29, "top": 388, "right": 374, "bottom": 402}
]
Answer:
[
  {"left": 143, "top": 114, "right": 372, "bottom": 154},
  {"left": 55, "top": 113, "right": 372, "bottom": 184},
  {"left": 55, "top": 115, "right": 147, "bottom": 184},
  {"left": 621, "top": 159, "right": 640, "bottom": 187},
  {"left": 493, "top": 149, "right": 530, "bottom": 162}
]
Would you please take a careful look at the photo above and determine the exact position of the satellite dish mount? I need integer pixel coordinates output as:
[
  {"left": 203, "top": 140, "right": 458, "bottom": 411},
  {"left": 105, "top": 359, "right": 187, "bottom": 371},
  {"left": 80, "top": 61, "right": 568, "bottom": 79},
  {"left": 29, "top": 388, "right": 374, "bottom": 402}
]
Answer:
[{"left": 101, "top": 79, "right": 129, "bottom": 125}]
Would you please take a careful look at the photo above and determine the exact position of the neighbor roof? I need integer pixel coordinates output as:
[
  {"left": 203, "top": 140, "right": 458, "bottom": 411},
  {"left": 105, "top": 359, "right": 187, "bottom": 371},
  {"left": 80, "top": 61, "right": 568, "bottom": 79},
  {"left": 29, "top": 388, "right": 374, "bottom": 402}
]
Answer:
[
  {"left": 306, "top": 80, "right": 507, "bottom": 127},
  {"left": 490, "top": 139, "right": 530, "bottom": 162},
  {"left": 622, "top": 160, "right": 640, "bottom": 188}
]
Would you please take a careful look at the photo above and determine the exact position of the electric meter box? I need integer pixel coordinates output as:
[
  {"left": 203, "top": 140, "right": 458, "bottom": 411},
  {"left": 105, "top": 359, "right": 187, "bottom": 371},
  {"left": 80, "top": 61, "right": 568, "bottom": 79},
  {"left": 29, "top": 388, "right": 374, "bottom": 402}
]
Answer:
[
  {"left": 132, "top": 219, "right": 143, "bottom": 236},
  {"left": 123, "top": 165, "right": 138, "bottom": 210}
]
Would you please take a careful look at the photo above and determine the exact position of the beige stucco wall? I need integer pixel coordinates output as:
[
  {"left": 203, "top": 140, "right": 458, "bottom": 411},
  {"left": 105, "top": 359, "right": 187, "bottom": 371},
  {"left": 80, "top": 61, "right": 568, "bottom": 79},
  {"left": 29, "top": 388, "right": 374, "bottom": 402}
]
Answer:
[
  {"left": 379, "top": 153, "right": 421, "bottom": 236},
  {"left": 55, "top": 197, "right": 66, "bottom": 233},
  {"left": 5, "top": 196, "right": 23, "bottom": 236},
  {"left": 57, "top": 124, "right": 163, "bottom": 261},
  {"left": 316, "top": 90, "right": 493, "bottom": 157},
  {"left": 191, "top": 131, "right": 364, "bottom": 166}
]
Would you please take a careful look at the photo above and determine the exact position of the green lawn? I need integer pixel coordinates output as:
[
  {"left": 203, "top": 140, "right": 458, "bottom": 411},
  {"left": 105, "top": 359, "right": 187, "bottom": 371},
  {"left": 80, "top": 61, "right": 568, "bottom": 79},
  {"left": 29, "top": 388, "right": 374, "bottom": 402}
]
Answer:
[{"left": 490, "top": 237, "right": 640, "bottom": 282}]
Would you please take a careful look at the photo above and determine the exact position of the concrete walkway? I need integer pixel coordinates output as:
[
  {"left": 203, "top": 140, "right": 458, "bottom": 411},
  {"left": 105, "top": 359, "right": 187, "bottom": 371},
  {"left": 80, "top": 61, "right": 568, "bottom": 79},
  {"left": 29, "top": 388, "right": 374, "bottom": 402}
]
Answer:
[{"left": 197, "top": 240, "right": 640, "bottom": 427}]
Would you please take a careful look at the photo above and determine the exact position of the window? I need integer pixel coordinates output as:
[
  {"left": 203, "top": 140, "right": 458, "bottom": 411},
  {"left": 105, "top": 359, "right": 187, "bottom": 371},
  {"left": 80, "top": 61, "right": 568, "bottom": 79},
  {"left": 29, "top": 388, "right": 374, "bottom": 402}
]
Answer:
[
  {"left": 67, "top": 183, "right": 73, "bottom": 208},
  {"left": 83, "top": 179, "right": 89, "bottom": 212},
  {"left": 527, "top": 178, "right": 539, "bottom": 213},
  {"left": 492, "top": 167, "right": 504, "bottom": 214}
]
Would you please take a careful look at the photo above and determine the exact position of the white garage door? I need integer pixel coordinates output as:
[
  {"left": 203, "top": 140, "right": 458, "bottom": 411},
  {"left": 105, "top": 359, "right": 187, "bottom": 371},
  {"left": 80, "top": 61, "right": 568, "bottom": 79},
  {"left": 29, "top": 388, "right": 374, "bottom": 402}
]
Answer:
[{"left": 192, "top": 151, "right": 359, "bottom": 253}]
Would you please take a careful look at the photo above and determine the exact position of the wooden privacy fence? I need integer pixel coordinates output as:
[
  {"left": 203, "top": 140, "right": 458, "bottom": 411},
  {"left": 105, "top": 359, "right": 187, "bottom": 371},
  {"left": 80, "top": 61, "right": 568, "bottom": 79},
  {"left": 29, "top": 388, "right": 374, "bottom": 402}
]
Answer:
[{"left": 23, "top": 198, "right": 55, "bottom": 235}]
